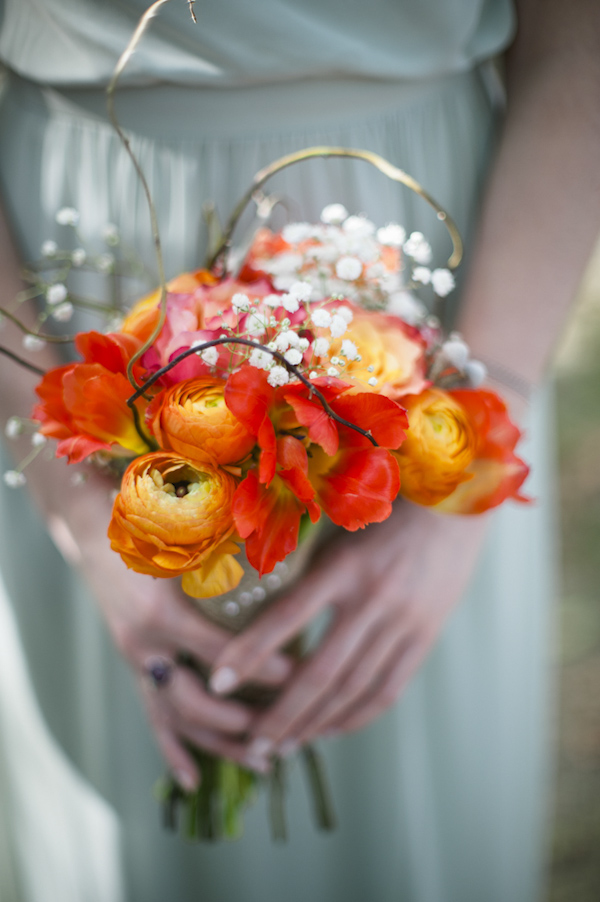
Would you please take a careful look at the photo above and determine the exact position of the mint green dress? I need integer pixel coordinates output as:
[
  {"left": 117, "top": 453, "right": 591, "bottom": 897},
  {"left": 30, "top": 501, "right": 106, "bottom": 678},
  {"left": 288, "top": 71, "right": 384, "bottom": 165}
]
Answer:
[{"left": 0, "top": 2, "right": 555, "bottom": 901}]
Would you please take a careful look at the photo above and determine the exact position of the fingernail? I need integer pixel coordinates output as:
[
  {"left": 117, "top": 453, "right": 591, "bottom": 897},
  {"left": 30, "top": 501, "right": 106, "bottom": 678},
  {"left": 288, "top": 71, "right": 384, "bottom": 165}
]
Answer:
[
  {"left": 247, "top": 736, "right": 274, "bottom": 758},
  {"left": 210, "top": 666, "right": 239, "bottom": 695},
  {"left": 245, "top": 755, "right": 271, "bottom": 775},
  {"left": 175, "top": 769, "right": 199, "bottom": 793},
  {"left": 278, "top": 738, "right": 299, "bottom": 758}
]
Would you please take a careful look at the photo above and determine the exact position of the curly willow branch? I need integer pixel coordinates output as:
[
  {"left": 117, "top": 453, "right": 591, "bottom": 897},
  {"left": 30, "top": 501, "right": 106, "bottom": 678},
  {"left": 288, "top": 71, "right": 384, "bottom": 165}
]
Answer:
[
  {"left": 107, "top": 0, "right": 190, "bottom": 394},
  {"left": 207, "top": 147, "right": 464, "bottom": 272},
  {"left": 126, "top": 337, "right": 379, "bottom": 447}
]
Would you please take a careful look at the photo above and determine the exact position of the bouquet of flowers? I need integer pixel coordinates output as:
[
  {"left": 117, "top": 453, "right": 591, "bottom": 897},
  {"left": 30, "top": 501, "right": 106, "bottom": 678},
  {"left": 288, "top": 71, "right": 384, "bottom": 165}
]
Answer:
[
  {"left": 3, "top": 186, "right": 529, "bottom": 840},
  {"left": 0, "top": 0, "right": 529, "bottom": 845}
]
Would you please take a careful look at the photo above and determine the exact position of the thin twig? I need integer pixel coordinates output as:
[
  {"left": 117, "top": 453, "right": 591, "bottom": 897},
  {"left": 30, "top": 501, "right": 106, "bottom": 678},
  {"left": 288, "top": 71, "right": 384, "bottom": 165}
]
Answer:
[
  {"left": 126, "top": 336, "right": 379, "bottom": 446},
  {"left": 0, "top": 307, "right": 73, "bottom": 343},
  {"left": 0, "top": 345, "right": 46, "bottom": 376}
]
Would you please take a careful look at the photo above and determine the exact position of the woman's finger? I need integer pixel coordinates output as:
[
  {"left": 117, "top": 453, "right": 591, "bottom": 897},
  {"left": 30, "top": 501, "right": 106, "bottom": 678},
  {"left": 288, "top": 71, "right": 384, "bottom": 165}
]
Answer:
[
  {"left": 294, "top": 623, "right": 412, "bottom": 744},
  {"left": 144, "top": 695, "right": 201, "bottom": 793},
  {"left": 330, "top": 636, "right": 431, "bottom": 735},
  {"left": 179, "top": 726, "right": 271, "bottom": 775},
  {"left": 245, "top": 603, "right": 383, "bottom": 755},
  {"left": 147, "top": 592, "right": 293, "bottom": 687},
  {"left": 143, "top": 675, "right": 270, "bottom": 779},
  {"left": 209, "top": 552, "right": 361, "bottom": 696},
  {"left": 168, "top": 667, "right": 254, "bottom": 735}
]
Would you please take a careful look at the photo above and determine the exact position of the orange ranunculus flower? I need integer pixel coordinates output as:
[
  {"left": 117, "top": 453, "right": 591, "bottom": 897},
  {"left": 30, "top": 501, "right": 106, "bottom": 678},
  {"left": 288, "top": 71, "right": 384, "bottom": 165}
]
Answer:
[
  {"left": 108, "top": 452, "right": 243, "bottom": 597},
  {"left": 394, "top": 388, "right": 477, "bottom": 506},
  {"left": 32, "top": 331, "right": 149, "bottom": 464},
  {"left": 147, "top": 377, "right": 256, "bottom": 466},
  {"left": 319, "top": 304, "right": 428, "bottom": 398},
  {"left": 434, "top": 389, "right": 530, "bottom": 515}
]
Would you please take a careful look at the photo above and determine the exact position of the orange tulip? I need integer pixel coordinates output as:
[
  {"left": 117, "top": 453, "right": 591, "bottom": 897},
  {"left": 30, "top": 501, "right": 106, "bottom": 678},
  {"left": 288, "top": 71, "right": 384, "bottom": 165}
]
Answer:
[
  {"left": 395, "top": 389, "right": 477, "bottom": 506},
  {"left": 33, "top": 331, "right": 149, "bottom": 464},
  {"left": 147, "top": 377, "right": 256, "bottom": 466},
  {"left": 108, "top": 452, "right": 243, "bottom": 597}
]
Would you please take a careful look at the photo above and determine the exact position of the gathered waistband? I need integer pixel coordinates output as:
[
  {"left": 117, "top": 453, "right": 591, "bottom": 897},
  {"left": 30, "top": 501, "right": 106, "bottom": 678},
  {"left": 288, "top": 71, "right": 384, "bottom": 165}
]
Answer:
[{"left": 5, "top": 66, "right": 495, "bottom": 143}]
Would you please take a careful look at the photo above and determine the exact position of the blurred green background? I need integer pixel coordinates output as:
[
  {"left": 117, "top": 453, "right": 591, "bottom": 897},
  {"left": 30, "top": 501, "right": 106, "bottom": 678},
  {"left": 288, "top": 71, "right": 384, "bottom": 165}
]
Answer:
[{"left": 548, "top": 238, "right": 600, "bottom": 900}]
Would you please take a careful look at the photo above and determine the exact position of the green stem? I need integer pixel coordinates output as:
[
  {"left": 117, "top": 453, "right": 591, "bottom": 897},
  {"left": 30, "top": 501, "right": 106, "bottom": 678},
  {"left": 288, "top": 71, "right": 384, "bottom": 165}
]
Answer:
[
  {"left": 269, "top": 757, "right": 288, "bottom": 842},
  {"left": 130, "top": 402, "right": 158, "bottom": 452},
  {"left": 302, "top": 745, "right": 337, "bottom": 831}
]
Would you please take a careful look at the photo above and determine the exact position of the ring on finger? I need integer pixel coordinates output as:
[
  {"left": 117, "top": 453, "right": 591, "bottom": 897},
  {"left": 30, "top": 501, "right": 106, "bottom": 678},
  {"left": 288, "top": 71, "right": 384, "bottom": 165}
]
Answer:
[{"left": 145, "top": 655, "right": 175, "bottom": 689}]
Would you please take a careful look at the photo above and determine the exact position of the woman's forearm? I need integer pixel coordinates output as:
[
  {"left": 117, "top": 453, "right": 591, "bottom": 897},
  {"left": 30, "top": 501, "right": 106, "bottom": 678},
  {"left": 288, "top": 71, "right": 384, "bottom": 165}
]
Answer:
[{"left": 458, "top": 0, "right": 600, "bottom": 404}]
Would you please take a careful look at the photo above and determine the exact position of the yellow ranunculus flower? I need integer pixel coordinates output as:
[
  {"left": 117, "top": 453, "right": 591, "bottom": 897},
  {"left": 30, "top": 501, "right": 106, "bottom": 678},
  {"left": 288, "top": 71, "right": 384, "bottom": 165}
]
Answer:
[{"left": 394, "top": 388, "right": 476, "bottom": 505}]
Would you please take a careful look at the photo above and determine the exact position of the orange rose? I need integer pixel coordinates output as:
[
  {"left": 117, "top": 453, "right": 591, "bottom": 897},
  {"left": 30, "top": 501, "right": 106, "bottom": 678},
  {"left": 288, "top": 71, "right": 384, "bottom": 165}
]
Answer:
[
  {"left": 321, "top": 305, "right": 427, "bottom": 398},
  {"left": 395, "top": 389, "right": 476, "bottom": 505},
  {"left": 147, "top": 377, "right": 256, "bottom": 466},
  {"left": 108, "top": 452, "right": 243, "bottom": 597}
]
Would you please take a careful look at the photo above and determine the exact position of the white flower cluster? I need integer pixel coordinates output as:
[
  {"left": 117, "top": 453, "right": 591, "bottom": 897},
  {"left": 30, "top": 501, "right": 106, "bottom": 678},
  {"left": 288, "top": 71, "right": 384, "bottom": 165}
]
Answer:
[
  {"left": 256, "top": 207, "right": 405, "bottom": 305},
  {"left": 22, "top": 335, "right": 46, "bottom": 352},
  {"left": 410, "top": 264, "right": 455, "bottom": 297},
  {"left": 437, "top": 332, "right": 487, "bottom": 387},
  {"left": 309, "top": 303, "right": 353, "bottom": 336},
  {"left": 55, "top": 207, "right": 79, "bottom": 227},
  {"left": 43, "top": 283, "right": 74, "bottom": 322},
  {"left": 253, "top": 207, "right": 456, "bottom": 315},
  {"left": 238, "top": 285, "right": 360, "bottom": 385},
  {"left": 3, "top": 470, "right": 26, "bottom": 488}
]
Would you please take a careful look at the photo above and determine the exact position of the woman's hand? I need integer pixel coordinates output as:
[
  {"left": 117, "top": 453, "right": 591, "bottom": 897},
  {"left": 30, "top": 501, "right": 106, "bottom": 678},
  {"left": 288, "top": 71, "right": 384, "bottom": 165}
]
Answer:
[
  {"left": 38, "top": 469, "right": 292, "bottom": 788},
  {"left": 209, "top": 503, "right": 488, "bottom": 756}
]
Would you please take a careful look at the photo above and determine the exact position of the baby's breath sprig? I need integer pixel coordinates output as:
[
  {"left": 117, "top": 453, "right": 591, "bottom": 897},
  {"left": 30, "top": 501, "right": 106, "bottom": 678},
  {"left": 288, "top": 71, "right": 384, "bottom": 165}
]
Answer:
[
  {"left": 2, "top": 421, "right": 52, "bottom": 489},
  {"left": 425, "top": 330, "right": 488, "bottom": 390}
]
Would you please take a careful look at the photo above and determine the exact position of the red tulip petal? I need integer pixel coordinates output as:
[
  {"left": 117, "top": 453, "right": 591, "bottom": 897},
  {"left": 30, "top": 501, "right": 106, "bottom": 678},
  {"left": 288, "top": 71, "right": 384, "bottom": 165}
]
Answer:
[
  {"left": 232, "top": 470, "right": 304, "bottom": 575},
  {"left": 75, "top": 331, "right": 141, "bottom": 375},
  {"left": 332, "top": 393, "right": 408, "bottom": 449},
  {"left": 277, "top": 436, "right": 316, "bottom": 503},
  {"left": 282, "top": 377, "right": 349, "bottom": 455},
  {"left": 33, "top": 365, "right": 77, "bottom": 437},
  {"left": 225, "top": 366, "right": 274, "bottom": 436},
  {"left": 257, "top": 416, "right": 277, "bottom": 485},
  {"left": 56, "top": 434, "right": 113, "bottom": 464},
  {"left": 63, "top": 365, "right": 147, "bottom": 454},
  {"left": 316, "top": 448, "right": 400, "bottom": 530},
  {"left": 284, "top": 393, "right": 340, "bottom": 456},
  {"left": 232, "top": 470, "right": 268, "bottom": 539},
  {"left": 226, "top": 366, "right": 276, "bottom": 483}
]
